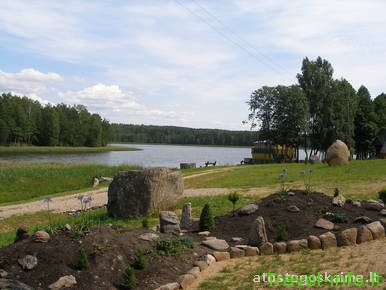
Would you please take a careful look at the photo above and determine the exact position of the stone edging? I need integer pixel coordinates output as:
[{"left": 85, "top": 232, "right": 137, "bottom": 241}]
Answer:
[{"left": 154, "top": 220, "right": 386, "bottom": 290}]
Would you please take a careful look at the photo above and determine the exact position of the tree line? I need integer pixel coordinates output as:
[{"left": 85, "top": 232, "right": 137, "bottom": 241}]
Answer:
[
  {"left": 247, "top": 57, "right": 386, "bottom": 159},
  {"left": 0, "top": 93, "right": 109, "bottom": 147},
  {"left": 109, "top": 124, "right": 257, "bottom": 146}
]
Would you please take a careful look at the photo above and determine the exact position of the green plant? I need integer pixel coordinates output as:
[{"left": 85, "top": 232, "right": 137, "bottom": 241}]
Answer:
[
  {"left": 77, "top": 247, "right": 90, "bottom": 270},
  {"left": 278, "top": 169, "right": 288, "bottom": 194},
  {"left": 276, "top": 224, "right": 288, "bottom": 241},
  {"left": 141, "top": 217, "right": 149, "bottom": 229},
  {"left": 334, "top": 188, "right": 340, "bottom": 197},
  {"left": 132, "top": 250, "right": 148, "bottom": 270},
  {"left": 199, "top": 203, "right": 215, "bottom": 231},
  {"left": 324, "top": 212, "right": 348, "bottom": 223},
  {"left": 300, "top": 169, "right": 313, "bottom": 195},
  {"left": 378, "top": 188, "right": 386, "bottom": 203},
  {"left": 179, "top": 236, "right": 194, "bottom": 249},
  {"left": 227, "top": 191, "right": 240, "bottom": 216},
  {"left": 155, "top": 239, "right": 183, "bottom": 257},
  {"left": 121, "top": 265, "right": 137, "bottom": 289}
]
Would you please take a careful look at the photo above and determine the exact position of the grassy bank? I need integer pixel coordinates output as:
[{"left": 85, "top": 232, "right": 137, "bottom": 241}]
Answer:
[
  {"left": 183, "top": 160, "right": 386, "bottom": 199},
  {"left": 0, "top": 162, "right": 141, "bottom": 205},
  {"left": 0, "top": 145, "right": 140, "bottom": 156}
]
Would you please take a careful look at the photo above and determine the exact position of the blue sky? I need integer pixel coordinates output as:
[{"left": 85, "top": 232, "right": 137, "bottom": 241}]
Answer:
[{"left": 0, "top": 0, "right": 385, "bottom": 130}]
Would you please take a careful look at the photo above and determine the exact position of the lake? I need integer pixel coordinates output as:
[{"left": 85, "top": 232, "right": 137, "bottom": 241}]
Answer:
[{"left": 0, "top": 144, "right": 254, "bottom": 168}]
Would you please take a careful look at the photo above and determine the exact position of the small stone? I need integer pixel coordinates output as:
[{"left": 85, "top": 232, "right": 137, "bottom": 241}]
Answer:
[
  {"left": 63, "top": 224, "right": 72, "bottom": 231},
  {"left": 332, "top": 194, "right": 346, "bottom": 207},
  {"left": 231, "top": 237, "right": 243, "bottom": 243},
  {"left": 238, "top": 203, "right": 258, "bottom": 216},
  {"left": 356, "top": 226, "right": 373, "bottom": 244},
  {"left": 193, "top": 261, "right": 208, "bottom": 271},
  {"left": 212, "top": 251, "right": 230, "bottom": 261},
  {"left": 0, "top": 279, "right": 34, "bottom": 290},
  {"left": 202, "top": 238, "right": 229, "bottom": 251},
  {"left": 362, "top": 200, "right": 384, "bottom": 211},
  {"left": 15, "top": 226, "right": 29, "bottom": 242},
  {"left": 198, "top": 231, "right": 210, "bottom": 236},
  {"left": 159, "top": 282, "right": 180, "bottom": 290},
  {"left": 288, "top": 191, "right": 295, "bottom": 196},
  {"left": 287, "top": 205, "right": 300, "bottom": 213},
  {"left": 286, "top": 239, "right": 308, "bottom": 252},
  {"left": 319, "top": 232, "right": 337, "bottom": 249},
  {"left": 48, "top": 275, "right": 77, "bottom": 290},
  {"left": 307, "top": 235, "right": 321, "bottom": 250},
  {"left": 0, "top": 269, "right": 8, "bottom": 278},
  {"left": 139, "top": 233, "right": 160, "bottom": 241},
  {"left": 159, "top": 211, "right": 180, "bottom": 234},
  {"left": 380, "top": 209, "right": 386, "bottom": 216},
  {"left": 353, "top": 216, "right": 373, "bottom": 224},
  {"left": 352, "top": 201, "right": 361, "bottom": 207},
  {"left": 205, "top": 236, "right": 216, "bottom": 240},
  {"left": 260, "top": 242, "right": 273, "bottom": 255},
  {"left": 244, "top": 246, "right": 259, "bottom": 256},
  {"left": 177, "top": 274, "right": 195, "bottom": 289},
  {"left": 336, "top": 228, "right": 357, "bottom": 246},
  {"left": 314, "top": 218, "right": 334, "bottom": 230},
  {"left": 230, "top": 247, "right": 245, "bottom": 258},
  {"left": 33, "top": 230, "right": 50, "bottom": 243},
  {"left": 273, "top": 242, "right": 287, "bottom": 254},
  {"left": 18, "top": 255, "right": 38, "bottom": 270},
  {"left": 366, "top": 221, "right": 385, "bottom": 239},
  {"left": 187, "top": 267, "right": 201, "bottom": 278},
  {"left": 204, "top": 254, "right": 216, "bottom": 265}
]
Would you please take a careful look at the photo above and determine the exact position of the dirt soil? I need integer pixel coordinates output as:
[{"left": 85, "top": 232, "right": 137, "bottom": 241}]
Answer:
[
  {"left": 211, "top": 190, "right": 383, "bottom": 243},
  {"left": 0, "top": 227, "right": 209, "bottom": 290}
]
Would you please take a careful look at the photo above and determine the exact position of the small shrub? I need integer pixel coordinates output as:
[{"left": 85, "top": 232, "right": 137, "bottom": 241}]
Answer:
[
  {"left": 378, "top": 188, "right": 386, "bottom": 203},
  {"left": 155, "top": 239, "right": 182, "bottom": 257},
  {"left": 334, "top": 188, "right": 340, "bottom": 197},
  {"left": 77, "top": 247, "right": 90, "bottom": 270},
  {"left": 227, "top": 191, "right": 240, "bottom": 215},
  {"left": 179, "top": 236, "right": 194, "bottom": 249},
  {"left": 132, "top": 250, "right": 148, "bottom": 270},
  {"left": 324, "top": 212, "right": 348, "bottom": 223},
  {"left": 276, "top": 224, "right": 288, "bottom": 241},
  {"left": 121, "top": 265, "right": 137, "bottom": 289},
  {"left": 141, "top": 217, "right": 149, "bottom": 229},
  {"left": 199, "top": 203, "right": 214, "bottom": 231}
]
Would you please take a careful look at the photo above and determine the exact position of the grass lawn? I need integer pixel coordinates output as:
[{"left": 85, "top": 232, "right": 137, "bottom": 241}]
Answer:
[
  {"left": 183, "top": 160, "right": 386, "bottom": 199},
  {"left": 0, "top": 162, "right": 141, "bottom": 205},
  {"left": 0, "top": 145, "right": 140, "bottom": 156}
]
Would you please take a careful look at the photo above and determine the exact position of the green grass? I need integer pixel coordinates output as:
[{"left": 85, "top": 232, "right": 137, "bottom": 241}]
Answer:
[
  {"left": 0, "top": 145, "right": 140, "bottom": 156},
  {"left": 183, "top": 160, "right": 386, "bottom": 199},
  {"left": 0, "top": 162, "right": 141, "bottom": 205}
]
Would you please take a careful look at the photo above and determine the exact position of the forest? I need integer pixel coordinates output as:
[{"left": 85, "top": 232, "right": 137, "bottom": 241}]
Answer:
[
  {"left": 0, "top": 93, "right": 110, "bottom": 147},
  {"left": 109, "top": 123, "right": 256, "bottom": 146},
  {"left": 247, "top": 57, "right": 386, "bottom": 159}
]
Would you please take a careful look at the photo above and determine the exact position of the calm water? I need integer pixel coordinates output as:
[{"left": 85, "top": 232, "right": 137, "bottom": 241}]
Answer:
[{"left": 0, "top": 144, "right": 254, "bottom": 168}]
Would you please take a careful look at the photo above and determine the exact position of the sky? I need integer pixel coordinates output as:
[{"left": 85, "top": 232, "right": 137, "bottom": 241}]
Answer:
[{"left": 0, "top": 0, "right": 385, "bottom": 130}]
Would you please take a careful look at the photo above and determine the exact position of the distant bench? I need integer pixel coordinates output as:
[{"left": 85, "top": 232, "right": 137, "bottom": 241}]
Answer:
[{"left": 205, "top": 161, "right": 216, "bottom": 167}]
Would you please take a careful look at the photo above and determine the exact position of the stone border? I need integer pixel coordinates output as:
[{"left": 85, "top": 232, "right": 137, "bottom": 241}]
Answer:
[{"left": 154, "top": 220, "right": 386, "bottom": 290}]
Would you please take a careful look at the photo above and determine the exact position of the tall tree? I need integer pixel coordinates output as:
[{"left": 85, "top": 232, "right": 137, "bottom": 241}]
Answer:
[
  {"left": 373, "top": 93, "right": 386, "bottom": 129},
  {"left": 40, "top": 106, "right": 60, "bottom": 146}
]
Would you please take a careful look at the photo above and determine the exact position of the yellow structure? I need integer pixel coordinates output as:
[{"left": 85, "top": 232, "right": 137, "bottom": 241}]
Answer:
[{"left": 250, "top": 141, "right": 296, "bottom": 163}]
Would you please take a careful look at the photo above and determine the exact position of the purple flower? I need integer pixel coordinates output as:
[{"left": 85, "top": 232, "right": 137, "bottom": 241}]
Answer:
[
  {"left": 278, "top": 173, "right": 285, "bottom": 180},
  {"left": 300, "top": 170, "right": 305, "bottom": 175},
  {"left": 308, "top": 169, "right": 313, "bottom": 173},
  {"left": 76, "top": 195, "right": 84, "bottom": 201},
  {"left": 83, "top": 196, "right": 93, "bottom": 204},
  {"left": 43, "top": 198, "right": 52, "bottom": 203},
  {"left": 281, "top": 168, "right": 287, "bottom": 173}
]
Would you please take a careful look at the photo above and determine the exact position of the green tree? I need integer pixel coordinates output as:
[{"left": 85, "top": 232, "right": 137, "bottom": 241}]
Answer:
[
  {"left": 373, "top": 93, "right": 386, "bottom": 129},
  {"left": 354, "top": 86, "right": 378, "bottom": 159},
  {"left": 199, "top": 203, "right": 214, "bottom": 231},
  {"left": 0, "top": 119, "right": 9, "bottom": 144},
  {"left": 40, "top": 106, "right": 60, "bottom": 146}
]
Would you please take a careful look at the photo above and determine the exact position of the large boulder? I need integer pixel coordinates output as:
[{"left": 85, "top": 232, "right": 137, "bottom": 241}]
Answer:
[
  {"left": 326, "top": 140, "right": 350, "bottom": 166},
  {"left": 160, "top": 211, "right": 180, "bottom": 233},
  {"left": 248, "top": 216, "right": 268, "bottom": 247},
  {"left": 107, "top": 168, "right": 183, "bottom": 218}
]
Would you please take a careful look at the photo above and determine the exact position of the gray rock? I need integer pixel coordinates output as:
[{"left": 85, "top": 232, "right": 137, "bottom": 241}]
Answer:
[
  {"left": 260, "top": 242, "right": 273, "bottom": 255},
  {"left": 353, "top": 216, "right": 372, "bottom": 224},
  {"left": 288, "top": 191, "right": 296, "bottom": 196},
  {"left": 177, "top": 274, "right": 195, "bottom": 289},
  {"left": 204, "top": 254, "right": 216, "bottom": 265},
  {"left": 380, "top": 209, "right": 386, "bottom": 216},
  {"left": 273, "top": 242, "right": 287, "bottom": 254},
  {"left": 326, "top": 140, "right": 350, "bottom": 166},
  {"left": 287, "top": 239, "right": 308, "bottom": 252},
  {"left": 332, "top": 194, "right": 346, "bottom": 207},
  {"left": 181, "top": 203, "right": 193, "bottom": 229},
  {"left": 198, "top": 231, "right": 210, "bottom": 236},
  {"left": 212, "top": 251, "right": 230, "bottom": 261},
  {"left": 193, "top": 261, "right": 208, "bottom": 271},
  {"left": 231, "top": 237, "right": 243, "bottom": 243},
  {"left": 107, "top": 167, "right": 183, "bottom": 218},
  {"left": 244, "top": 246, "right": 259, "bottom": 256},
  {"left": 33, "top": 230, "right": 50, "bottom": 243},
  {"left": 380, "top": 218, "right": 386, "bottom": 228},
  {"left": 0, "top": 269, "right": 7, "bottom": 278},
  {"left": 139, "top": 232, "right": 160, "bottom": 241},
  {"left": 159, "top": 211, "right": 180, "bottom": 234},
  {"left": 248, "top": 216, "right": 268, "bottom": 247},
  {"left": 309, "top": 155, "right": 321, "bottom": 164},
  {"left": 230, "top": 247, "right": 245, "bottom": 258},
  {"left": 187, "top": 267, "right": 201, "bottom": 278},
  {"left": 319, "top": 232, "right": 337, "bottom": 249},
  {"left": 307, "top": 235, "right": 321, "bottom": 250},
  {"left": 202, "top": 238, "right": 229, "bottom": 251},
  {"left": 48, "top": 275, "right": 77, "bottom": 290},
  {"left": 0, "top": 279, "right": 34, "bottom": 290},
  {"left": 18, "top": 255, "right": 38, "bottom": 270},
  {"left": 159, "top": 282, "right": 180, "bottom": 290},
  {"left": 238, "top": 204, "right": 258, "bottom": 216},
  {"left": 287, "top": 205, "right": 300, "bottom": 213},
  {"left": 356, "top": 226, "right": 373, "bottom": 244},
  {"left": 314, "top": 218, "right": 334, "bottom": 230},
  {"left": 366, "top": 221, "right": 385, "bottom": 239},
  {"left": 362, "top": 200, "right": 384, "bottom": 211},
  {"left": 336, "top": 228, "right": 357, "bottom": 246},
  {"left": 352, "top": 201, "right": 361, "bottom": 207}
]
